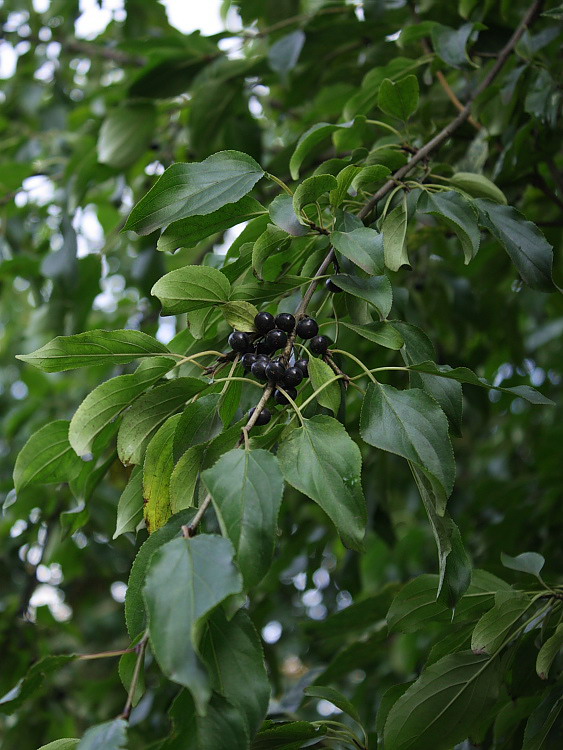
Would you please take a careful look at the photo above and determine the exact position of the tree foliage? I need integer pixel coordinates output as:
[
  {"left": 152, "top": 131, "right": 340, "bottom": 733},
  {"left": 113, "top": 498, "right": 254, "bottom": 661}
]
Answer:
[{"left": 1, "top": 0, "right": 562, "bottom": 748}]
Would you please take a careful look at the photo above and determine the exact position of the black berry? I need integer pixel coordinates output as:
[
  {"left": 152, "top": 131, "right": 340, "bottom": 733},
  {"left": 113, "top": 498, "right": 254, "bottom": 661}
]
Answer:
[
  {"left": 265, "top": 360, "right": 286, "bottom": 383},
  {"left": 256, "top": 340, "right": 275, "bottom": 355},
  {"left": 296, "top": 317, "right": 319, "bottom": 339},
  {"left": 283, "top": 366, "right": 304, "bottom": 387},
  {"left": 326, "top": 278, "right": 343, "bottom": 293},
  {"left": 274, "top": 387, "right": 297, "bottom": 405},
  {"left": 294, "top": 358, "right": 309, "bottom": 377},
  {"left": 241, "top": 352, "right": 258, "bottom": 371},
  {"left": 275, "top": 313, "right": 295, "bottom": 333},
  {"left": 310, "top": 335, "right": 331, "bottom": 355},
  {"left": 251, "top": 359, "right": 269, "bottom": 381},
  {"left": 265, "top": 328, "right": 288, "bottom": 351},
  {"left": 254, "top": 311, "right": 275, "bottom": 334},
  {"left": 228, "top": 331, "right": 252, "bottom": 352},
  {"left": 249, "top": 407, "right": 271, "bottom": 426}
]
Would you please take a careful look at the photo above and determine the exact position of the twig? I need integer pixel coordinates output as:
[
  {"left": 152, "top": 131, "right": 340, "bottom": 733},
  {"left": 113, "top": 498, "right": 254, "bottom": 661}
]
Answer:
[
  {"left": 79, "top": 648, "right": 136, "bottom": 661},
  {"left": 119, "top": 635, "right": 148, "bottom": 720}
]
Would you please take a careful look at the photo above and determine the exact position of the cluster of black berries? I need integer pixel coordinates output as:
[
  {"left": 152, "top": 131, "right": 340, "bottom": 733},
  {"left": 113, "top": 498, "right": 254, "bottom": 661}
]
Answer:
[{"left": 226, "top": 311, "right": 332, "bottom": 426}]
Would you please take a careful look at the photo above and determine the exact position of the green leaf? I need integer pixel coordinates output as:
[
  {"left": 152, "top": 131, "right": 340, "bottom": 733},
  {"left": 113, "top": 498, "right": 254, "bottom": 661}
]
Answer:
[
  {"left": 252, "top": 721, "right": 325, "bottom": 749},
  {"left": 151, "top": 265, "right": 231, "bottom": 315},
  {"left": 125, "top": 508, "right": 196, "bottom": 639},
  {"left": 431, "top": 23, "right": 478, "bottom": 69},
  {"left": 17, "top": 330, "right": 170, "bottom": 372},
  {"left": 384, "top": 651, "right": 500, "bottom": 750},
  {"left": 97, "top": 105, "right": 156, "bottom": 169},
  {"left": 289, "top": 120, "right": 356, "bottom": 180},
  {"left": 304, "top": 685, "right": 363, "bottom": 728},
  {"left": 202, "top": 448, "right": 284, "bottom": 588},
  {"left": 143, "top": 414, "right": 181, "bottom": 534},
  {"left": 332, "top": 274, "right": 392, "bottom": 318},
  {"left": 117, "top": 378, "right": 208, "bottom": 466},
  {"left": 69, "top": 357, "right": 173, "bottom": 457},
  {"left": 293, "top": 174, "right": 337, "bottom": 219},
  {"left": 376, "top": 683, "right": 412, "bottom": 738},
  {"left": 143, "top": 534, "right": 243, "bottom": 713},
  {"left": 471, "top": 591, "right": 532, "bottom": 654},
  {"left": 252, "top": 224, "right": 292, "bottom": 281},
  {"left": 308, "top": 356, "right": 341, "bottom": 414},
  {"left": 418, "top": 190, "right": 480, "bottom": 264},
  {"left": 331, "top": 227, "right": 385, "bottom": 275},
  {"left": 382, "top": 198, "right": 410, "bottom": 271},
  {"left": 351, "top": 164, "right": 391, "bottom": 192},
  {"left": 77, "top": 719, "right": 127, "bottom": 750},
  {"left": 200, "top": 609, "right": 269, "bottom": 735},
  {"left": 221, "top": 300, "right": 259, "bottom": 331},
  {"left": 536, "top": 624, "right": 563, "bottom": 679},
  {"left": 269, "top": 193, "right": 308, "bottom": 236},
  {"left": 278, "top": 415, "right": 366, "bottom": 550},
  {"left": 523, "top": 688, "right": 563, "bottom": 750},
  {"left": 360, "top": 382, "right": 455, "bottom": 506},
  {"left": 173, "top": 393, "right": 223, "bottom": 461},
  {"left": 113, "top": 466, "right": 143, "bottom": 539},
  {"left": 0, "top": 655, "right": 76, "bottom": 714},
  {"left": 329, "top": 164, "right": 362, "bottom": 208},
  {"left": 475, "top": 199, "right": 555, "bottom": 292},
  {"left": 501, "top": 551, "right": 546, "bottom": 578},
  {"left": 339, "top": 321, "right": 404, "bottom": 349},
  {"left": 14, "top": 420, "right": 84, "bottom": 493},
  {"left": 38, "top": 741, "right": 79, "bottom": 750},
  {"left": 157, "top": 196, "right": 265, "bottom": 253},
  {"left": 166, "top": 690, "right": 248, "bottom": 750},
  {"left": 268, "top": 30, "right": 305, "bottom": 75},
  {"left": 124, "top": 151, "right": 265, "bottom": 235},
  {"left": 378, "top": 75, "right": 419, "bottom": 120},
  {"left": 449, "top": 172, "right": 507, "bottom": 204}
]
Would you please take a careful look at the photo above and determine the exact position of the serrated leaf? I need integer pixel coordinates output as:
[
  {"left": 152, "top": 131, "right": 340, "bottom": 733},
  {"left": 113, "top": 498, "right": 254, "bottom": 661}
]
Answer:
[
  {"left": 77, "top": 719, "right": 127, "bottom": 750},
  {"left": 331, "top": 227, "right": 385, "bottom": 274},
  {"left": 151, "top": 265, "right": 231, "bottom": 315},
  {"left": 278, "top": 416, "right": 366, "bottom": 550},
  {"left": 384, "top": 651, "right": 500, "bottom": 750},
  {"left": 221, "top": 300, "right": 259, "bottom": 331},
  {"left": 449, "top": 172, "right": 507, "bottom": 204},
  {"left": 269, "top": 193, "right": 308, "bottom": 236},
  {"left": 418, "top": 190, "right": 480, "bottom": 264},
  {"left": 113, "top": 466, "right": 143, "bottom": 539},
  {"left": 378, "top": 75, "right": 419, "bottom": 120},
  {"left": 308, "top": 356, "right": 341, "bottom": 415},
  {"left": 17, "top": 330, "right": 170, "bottom": 372},
  {"left": 471, "top": 591, "right": 532, "bottom": 654},
  {"left": 501, "top": 551, "right": 546, "bottom": 578},
  {"left": 124, "top": 151, "right": 264, "bottom": 235},
  {"left": 202, "top": 448, "right": 283, "bottom": 588},
  {"left": 143, "top": 534, "right": 243, "bottom": 713},
  {"left": 14, "top": 420, "right": 84, "bottom": 493},
  {"left": 360, "top": 382, "right": 455, "bottom": 506},
  {"left": 289, "top": 120, "right": 357, "bottom": 180},
  {"left": 97, "top": 105, "right": 156, "bottom": 169},
  {"left": 293, "top": 174, "right": 337, "bottom": 219},
  {"left": 143, "top": 414, "right": 181, "bottom": 534},
  {"left": 332, "top": 273, "right": 392, "bottom": 318},
  {"left": 536, "top": 624, "right": 563, "bottom": 679},
  {"left": 339, "top": 321, "right": 403, "bottom": 349}
]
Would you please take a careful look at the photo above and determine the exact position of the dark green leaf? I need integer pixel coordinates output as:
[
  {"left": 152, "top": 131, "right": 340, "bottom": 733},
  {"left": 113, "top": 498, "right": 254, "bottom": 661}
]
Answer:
[
  {"left": 14, "top": 420, "right": 84, "bottom": 493},
  {"left": 333, "top": 274, "right": 392, "bottom": 318},
  {"left": 289, "top": 121, "right": 356, "bottom": 180},
  {"left": 174, "top": 393, "right": 223, "bottom": 461},
  {"left": 331, "top": 227, "right": 385, "bottom": 275},
  {"left": 382, "top": 198, "right": 410, "bottom": 271},
  {"left": 449, "top": 172, "right": 507, "bottom": 204},
  {"left": 308, "top": 356, "right": 341, "bottom": 415},
  {"left": 536, "top": 624, "right": 563, "bottom": 679},
  {"left": 431, "top": 23, "right": 478, "bottom": 69},
  {"left": 378, "top": 75, "right": 419, "bottom": 120},
  {"left": 97, "top": 105, "right": 156, "bottom": 169},
  {"left": 522, "top": 688, "right": 563, "bottom": 750},
  {"left": 113, "top": 466, "right": 143, "bottom": 539},
  {"left": 293, "top": 174, "right": 337, "bottom": 218},
  {"left": 339, "top": 321, "right": 404, "bottom": 349},
  {"left": 418, "top": 190, "right": 480, "bottom": 264},
  {"left": 143, "top": 414, "right": 181, "bottom": 533},
  {"left": 0, "top": 655, "right": 76, "bottom": 714}
]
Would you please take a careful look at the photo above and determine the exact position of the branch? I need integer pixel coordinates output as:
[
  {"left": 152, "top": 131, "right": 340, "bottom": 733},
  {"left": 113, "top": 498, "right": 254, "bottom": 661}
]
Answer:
[{"left": 61, "top": 39, "right": 146, "bottom": 66}]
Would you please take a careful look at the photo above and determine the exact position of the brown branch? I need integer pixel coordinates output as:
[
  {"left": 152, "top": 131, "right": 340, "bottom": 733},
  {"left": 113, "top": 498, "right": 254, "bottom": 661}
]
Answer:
[{"left": 61, "top": 39, "right": 146, "bottom": 66}]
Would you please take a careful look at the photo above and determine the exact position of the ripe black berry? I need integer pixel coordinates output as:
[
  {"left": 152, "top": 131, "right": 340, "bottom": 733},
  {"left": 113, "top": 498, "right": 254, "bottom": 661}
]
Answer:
[
  {"left": 326, "top": 278, "right": 343, "bottom": 293},
  {"left": 274, "top": 387, "right": 297, "bottom": 405},
  {"left": 254, "top": 311, "right": 275, "bottom": 333},
  {"left": 251, "top": 359, "right": 269, "bottom": 381},
  {"left": 241, "top": 352, "right": 258, "bottom": 371},
  {"left": 265, "top": 328, "right": 288, "bottom": 351},
  {"left": 265, "top": 360, "right": 286, "bottom": 383},
  {"left": 256, "top": 340, "right": 275, "bottom": 355},
  {"left": 283, "top": 366, "right": 304, "bottom": 387},
  {"left": 275, "top": 313, "right": 295, "bottom": 333},
  {"left": 228, "top": 331, "right": 251, "bottom": 352},
  {"left": 249, "top": 407, "right": 271, "bottom": 426},
  {"left": 294, "top": 358, "right": 309, "bottom": 377},
  {"left": 310, "top": 335, "right": 331, "bottom": 355},
  {"left": 296, "top": 317, "right": 319, "bottom": 339}
]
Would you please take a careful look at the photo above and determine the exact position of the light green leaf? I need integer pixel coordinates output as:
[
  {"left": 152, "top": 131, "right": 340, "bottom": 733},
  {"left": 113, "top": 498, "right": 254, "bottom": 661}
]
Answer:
[
  {"left": 536, "top": 624, "right": 563, "bottom": 679},
  {"left": 173, "top": 393, "right": 223, "bottom": 461},
  {"left": 269, "top": 193, "right": 308, "bottom": 236},
  {"left": 384, "top": 651, "right": 500, "bottom": 750},
  {"left": 77, "top": 719, "right": 127, "bottom": 750},
  {"left": 69, "top": 357, "right": 173, "bottom": 457},
  {"left": 331, "top": 227, "right": 385, "bottom": 275},
  {"left": 117, "top": 378, "right": 208, "bottom": 466},
  {"left": 378, "top": 75, "right": 419, "bottom": 120},
  {"left": 143, "top": 534, "right": 243, "bottom": 713},
  {"left": 221, "top": 300, "right": 259, "bottom": 331},
  {"left": 278, "top": 415, "right": 366, "bottom": 550},
  {"left": 252, "top": 224, "right": 292, "bottom": 281},
  {"left": 333, "top": 273, "right": 393, "bottom": 318},
  {"left": 17, "top": 329, "right": 170, "bottom": 372},
  {"left": 97, "top": 105, "right": 156, "bottom": 169},
  {"left": 290, "top": 120, "right": 357, "bottom": 180},
  {"left": 202, "top": 448, "right": 284, "bottom": 588},
  {"left": 382, "top": 198, "right": 410, "bottom": 271},
  {"left": 501, "top": 551, "right": 546, "bottom": 578},
  {"left": 475, "top": 199, "right": 555, "bottom": 292},
  {"left": 293, "top": 174, "right": 338, "bottom": 219},
  {"left": 38, "top": 741, "right": 79, "bottom": 750},
  {"left": 268, "top": 30, "right": 305, "bottom": 75},
  {"left": 151, "top": 265, "right": 231, "bottom": 315},
  {"left": 351, "top": 164, "right": 391, "bottom": 192},
  {"left": 329, "top": 164, "right": 362, "bottom": 208},
  {"left": 308, "top": 356, "right": 341, "bottom": 414},
  {"left": 471, "top": 591, "right": 532, "bottom": 654},
  {"left": 360, "top": 382, "right": 455, "bottom": 504},
  {"left": 157, "top": 196, "right": 265, "bottom": 253},
  {"left": 449, "top": 172, "right": 507, "bottom": 204},
  {"left": 14, "top": 420, "right": 84, "bottom": 493},
  {"left": 418, "top": 190, "right": 480, "bottom": 264},
  {"left": 113, "top": 466, "right": 143, "bottom": 539},
  {"left": 143, "top": 414, "right": 181, "bottom": 534},
  {"left": 124, "top": 150, "right": 265, "bottom": 235},
  {"left": 431, "top": 23, "right": 478, "bottom": 70},
  {"left": 340, "top": 321, "right": 404, "bottom": 349}
]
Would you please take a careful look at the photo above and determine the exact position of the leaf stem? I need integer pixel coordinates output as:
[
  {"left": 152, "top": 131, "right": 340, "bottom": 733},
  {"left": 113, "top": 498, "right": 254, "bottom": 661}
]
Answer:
[
  {"left": 330, "top": 349, "right": 378, "bottom": 383},
  {"left": 119, "top": 634, "right": 147, "bottom": 721},
  {"left": 266, "top": 172, "right": 293, "bottom": 196},
  {"left": 365, "top": 119, "right": 403, "bottom": 137},
  {"left": 277, "top": 386, "right": 305, "bottom": 426},
  {"left": 79, "top": 648, "right": 136, "bottom": 660}
]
